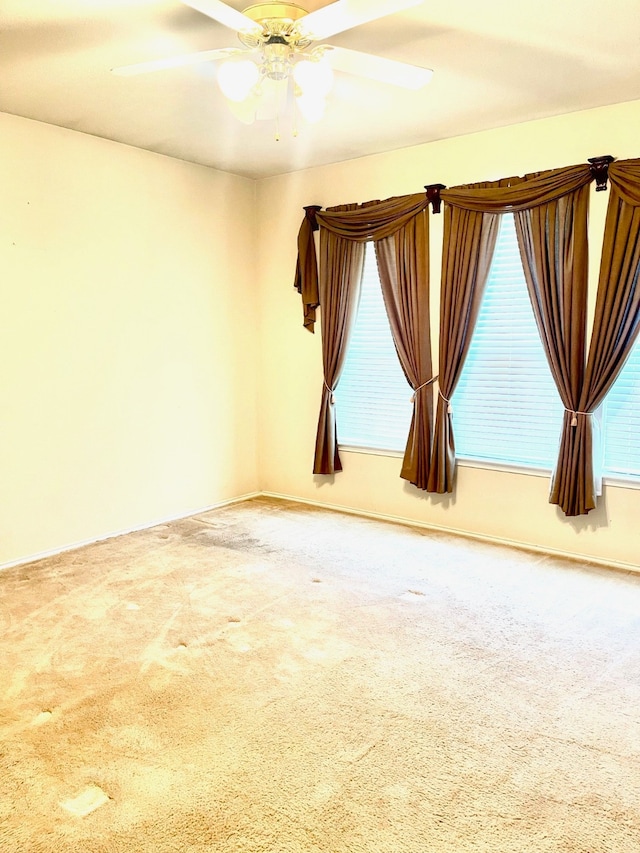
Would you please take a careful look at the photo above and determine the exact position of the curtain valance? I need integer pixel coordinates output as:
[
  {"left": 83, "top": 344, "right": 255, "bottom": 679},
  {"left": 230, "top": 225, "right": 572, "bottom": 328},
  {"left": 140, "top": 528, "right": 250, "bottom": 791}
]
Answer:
[
  {"left": 294, "top": 193, "right": 429, "bottom": 332},
  {"left": 440, "top": 163, "right": 593, "bottom": 212},
  {"left": 315, "top": 193, "right": 429, "bottom": 240},
  {"left": 609, "top": 159, "right": 640, "bottom": 206},
  {"left": 294, "top": 215, "right": 321, "bottom": 332}
]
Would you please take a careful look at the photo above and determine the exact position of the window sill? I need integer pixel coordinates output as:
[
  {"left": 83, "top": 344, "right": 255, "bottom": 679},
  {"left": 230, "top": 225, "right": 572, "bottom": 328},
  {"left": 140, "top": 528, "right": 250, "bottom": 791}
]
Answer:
[
  {"left": 456, "top": 456, "right": 552, "bottom": 478},
  {"left": 338, "top": 446, "right": 640, "bottom": 490},
  {"left": 602, "top": 475, "right": 640, "bottom": 491},
  {"left": 339, "top": 445, "right": 551, "bottom": 476},
  {"left": 339, "top": 444, "right": 404, "bottom": 459}
]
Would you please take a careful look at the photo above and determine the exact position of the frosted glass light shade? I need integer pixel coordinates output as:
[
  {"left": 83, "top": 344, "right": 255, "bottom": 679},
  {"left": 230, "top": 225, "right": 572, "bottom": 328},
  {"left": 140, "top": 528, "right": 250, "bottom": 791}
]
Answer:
[
  {"left": 296, "top": 93, "right": 326, "bottom": 124},
  {"left": 227, "top": 94, "right": 259, "bottom": 124},
  {"left": 217, "top": 60, "right": 260, "bottom": 102},
  {"left": 293, "top": 57, "right": 333, "bottom": 98}
]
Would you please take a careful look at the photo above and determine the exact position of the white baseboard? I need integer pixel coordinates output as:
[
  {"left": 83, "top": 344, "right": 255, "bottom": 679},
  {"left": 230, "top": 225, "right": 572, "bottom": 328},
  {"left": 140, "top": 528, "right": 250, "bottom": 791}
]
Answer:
[
  {"left": 259, "top": 490, "right": 640, "bottom": 575},
  {"left": 0, "top": 492, "right": 261, "bottom": 572},
  {"left": 4, "top": 489, "right": 638, "bottom": 576}
]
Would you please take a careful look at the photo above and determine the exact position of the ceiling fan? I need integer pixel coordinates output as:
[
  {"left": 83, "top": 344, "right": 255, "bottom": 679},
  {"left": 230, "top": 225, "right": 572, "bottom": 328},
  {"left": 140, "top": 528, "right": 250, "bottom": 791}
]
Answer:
[{"left": 112, "top": 0, "right": 432, "bottom": 131}]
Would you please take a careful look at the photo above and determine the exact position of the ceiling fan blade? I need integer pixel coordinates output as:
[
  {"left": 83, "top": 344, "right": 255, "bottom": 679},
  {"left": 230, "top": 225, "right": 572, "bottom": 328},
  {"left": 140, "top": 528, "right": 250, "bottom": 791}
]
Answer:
[
  {"left": 327, "top": 46, "right": 432, "bottom": 89},
  {"left": 111, "top": 47, "right": 240, "bottom": 76},
  {"left": 300, "top": 0, "right": 423, "bottom": 41},
  {"left": 180, "top": 0, "right": 261, "bottom": 35}
]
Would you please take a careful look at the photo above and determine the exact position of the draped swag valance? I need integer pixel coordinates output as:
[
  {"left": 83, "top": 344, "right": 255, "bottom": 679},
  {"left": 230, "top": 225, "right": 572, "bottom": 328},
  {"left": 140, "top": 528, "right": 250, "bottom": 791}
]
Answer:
[
  {"left": 294, "top": 193, "right": 430, "bottom": 333},
  {"left": 439, "top": 163, "right": 593, "bottom": 212},
  {"left": 293, "top": 157, "right": 640, "bottom": 518}
]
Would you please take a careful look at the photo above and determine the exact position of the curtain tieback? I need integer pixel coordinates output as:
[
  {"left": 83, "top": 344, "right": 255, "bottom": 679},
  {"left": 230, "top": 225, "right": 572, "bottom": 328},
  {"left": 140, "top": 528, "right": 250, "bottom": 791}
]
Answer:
[
  {"left": 410, "top": 375, "right": 439, "bottom": 404},
  {"left": 439, "top": 389, "right": 453, "bottom": 414},
  {"left": 566, "top": 408, "right": 590, "bottom": 427},
  {"left": 324, "top": 381, "right": 335, "bottom": 405}
]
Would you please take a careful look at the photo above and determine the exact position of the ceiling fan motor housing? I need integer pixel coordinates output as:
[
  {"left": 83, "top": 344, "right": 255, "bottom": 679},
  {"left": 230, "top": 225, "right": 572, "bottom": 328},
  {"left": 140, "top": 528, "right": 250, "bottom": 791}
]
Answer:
[{"left": 239, "top": 3, "right": 313, "bottom": 50}]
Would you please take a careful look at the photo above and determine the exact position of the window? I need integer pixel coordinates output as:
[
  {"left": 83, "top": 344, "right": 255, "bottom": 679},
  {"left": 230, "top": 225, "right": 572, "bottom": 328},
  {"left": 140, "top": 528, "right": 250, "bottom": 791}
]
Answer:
[
  {"left": 334, "top": 242, "right": 411, "bottom": 451},
  {"left": 334, "top": 217, "right": 640, "bottom": 484},
  {"left": 454, "top": 213, "right": 640, "bottom": 481},
  {"left": 602, "top": 340, "right": 640, "bottom": 479},
  {"left": 452, "top": 214, "right": 565, "bottom": 469}
]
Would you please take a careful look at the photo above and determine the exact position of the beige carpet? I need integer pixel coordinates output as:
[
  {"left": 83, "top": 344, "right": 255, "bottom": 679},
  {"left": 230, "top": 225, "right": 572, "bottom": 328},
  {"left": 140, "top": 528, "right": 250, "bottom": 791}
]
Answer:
[{"left": 2, "top": 497, "right": 640, "bottom": 851}]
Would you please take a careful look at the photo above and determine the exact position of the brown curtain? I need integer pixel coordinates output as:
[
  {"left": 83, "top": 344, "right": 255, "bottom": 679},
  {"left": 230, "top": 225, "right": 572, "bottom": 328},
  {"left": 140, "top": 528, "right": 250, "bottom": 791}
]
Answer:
[
  {"left": 375, "top": 208, "right": 432, "bottom": 489},
  {"left": 313, "top": 206, "right": 365, "bottom": 474},
  {"left": 297, "top": 193, "right": 433, "bottom": 480},
  {"left": 428, "top": 164, "right": 594, "bottom": 494},
  {"left": 294, "top": 214, "right": 320, "bottom": 332},
  {"left": 427, "top": 208, "right": 500, "bottom": 492},
  {"left": 513, "top": 185, "right": 590, "bottom": 515},
  {"left": 545, "top": 159, "right": 640, "bottom": 514}
]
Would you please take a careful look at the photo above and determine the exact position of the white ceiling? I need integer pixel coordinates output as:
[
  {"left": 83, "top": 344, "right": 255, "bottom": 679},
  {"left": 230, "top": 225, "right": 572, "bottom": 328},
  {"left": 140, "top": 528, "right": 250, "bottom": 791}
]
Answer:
[{"left": 1, "top": 0, "right": 639, "bottom": 179}]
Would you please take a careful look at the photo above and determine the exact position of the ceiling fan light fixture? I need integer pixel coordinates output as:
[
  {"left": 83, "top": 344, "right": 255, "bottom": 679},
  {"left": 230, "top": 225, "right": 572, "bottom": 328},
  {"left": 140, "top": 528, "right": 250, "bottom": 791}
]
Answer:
[{"left": 217, "top": 58, "right": 260, "bottom": 101}]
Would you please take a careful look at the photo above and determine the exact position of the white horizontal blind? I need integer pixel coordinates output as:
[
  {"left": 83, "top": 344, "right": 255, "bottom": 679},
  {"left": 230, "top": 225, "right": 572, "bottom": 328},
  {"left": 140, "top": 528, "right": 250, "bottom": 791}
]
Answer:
[
  {"left": 452, "top": 214, "right": 565, "bottom": 468},
  {"left": 602, "top": 338, "right": 640, "bottom": 479},
  {"left": 334, "top": 242, "right": 413, "bottom": 451},
  {"left": 332, "top": 217, "right": 640, "bottom": 483}
]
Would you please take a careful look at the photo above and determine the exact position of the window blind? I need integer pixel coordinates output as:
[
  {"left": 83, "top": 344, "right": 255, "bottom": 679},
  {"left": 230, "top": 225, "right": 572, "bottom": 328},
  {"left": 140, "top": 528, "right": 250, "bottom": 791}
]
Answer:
[
  {"left": 602, "top": 341, "right": 640, "bottom": 479},
  {"left": 452, "top": 214, "right": 565, "bottom": 469},
  {"left": 334, "top": 243, "right": 412, "bottom": 451}
]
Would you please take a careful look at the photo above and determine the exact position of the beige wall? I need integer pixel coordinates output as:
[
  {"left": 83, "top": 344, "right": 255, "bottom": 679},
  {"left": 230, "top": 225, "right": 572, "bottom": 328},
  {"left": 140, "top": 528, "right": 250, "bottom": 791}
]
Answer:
[
  {"left": 256, "top": 99, "right": 640, "bottom": 570},
  {"left": 0, "top": 113, "right": 259, "bottom": 567}
]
